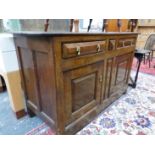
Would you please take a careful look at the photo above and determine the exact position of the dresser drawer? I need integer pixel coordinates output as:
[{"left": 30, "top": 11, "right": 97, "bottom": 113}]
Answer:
[
  {"left": 117, "top": 39, "right": 136, "bottom": 48},
  {"left": 62, "top": 41, "right": 106, "bottom": 59}
]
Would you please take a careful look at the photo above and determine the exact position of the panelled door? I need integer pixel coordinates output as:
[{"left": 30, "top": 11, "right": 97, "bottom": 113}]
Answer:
[
  {"left": 103, "top": 52, "right": 133, "bottom": 102},
  {"left": 63, "top": 61, "right": 104, "bottom": 125},
  {"left": 109, "top": 53, "right": 133, "bottom": 95}
]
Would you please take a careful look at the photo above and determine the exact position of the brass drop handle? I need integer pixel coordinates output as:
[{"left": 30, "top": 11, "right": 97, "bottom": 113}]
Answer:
[
  {"left": 97, "top": 44, "right": 101, "bottom": 52},
  {"left": 99, "top": 75, "right": 103, "bottom": 82},
  {"left": 76, "top": 47, "right": 81, "bottom": 55}
]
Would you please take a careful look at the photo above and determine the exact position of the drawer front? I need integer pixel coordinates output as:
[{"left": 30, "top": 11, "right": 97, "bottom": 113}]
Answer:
[
  {"left": 117, "top": 39, "right": 136, "bottom": 48},
  {"left": 62, "top": 41, "right": 106, "bottom": 58}
]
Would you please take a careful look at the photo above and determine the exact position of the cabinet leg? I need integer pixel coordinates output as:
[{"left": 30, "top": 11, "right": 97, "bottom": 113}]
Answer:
[{"left": 27, "top": 108, "right": 35, "bottom": 117}]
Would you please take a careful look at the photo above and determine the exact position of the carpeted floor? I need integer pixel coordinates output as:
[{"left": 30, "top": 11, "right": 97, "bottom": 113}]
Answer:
[
  {"left": 26, "top": 123, "right": 55, "bottom": 135},
  {"left": 0, "top": 61, "right": 155, "bottom": 135},
  {"left": 0, "top": 91, "right": 44, "bottom": 135},
  {"left": 77, "top": 72, "right": 155, "bottom": 135},
  {"left": 132, "top": 57, "right": 155, "bottom": 76}
]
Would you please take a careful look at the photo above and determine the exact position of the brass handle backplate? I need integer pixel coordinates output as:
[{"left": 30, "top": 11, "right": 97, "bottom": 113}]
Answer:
[
  {"left": 76, "top": 47, "right": 81, "bottom": 55},
  {"left": 99, "top": 75, "right": 103, "bottom": 82},
  {"left": 97, "top": 44, "right": 101, "bottom": 52}
]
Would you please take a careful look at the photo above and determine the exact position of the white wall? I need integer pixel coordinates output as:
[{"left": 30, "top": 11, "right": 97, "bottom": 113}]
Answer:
[{"left": 0, "top": 33, "right": 19, "bottom": 73}]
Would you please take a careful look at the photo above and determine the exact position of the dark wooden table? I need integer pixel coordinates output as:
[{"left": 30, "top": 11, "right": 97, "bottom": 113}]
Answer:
[{"left": 129, "top": 49, "right": 151, "bottom": 88}]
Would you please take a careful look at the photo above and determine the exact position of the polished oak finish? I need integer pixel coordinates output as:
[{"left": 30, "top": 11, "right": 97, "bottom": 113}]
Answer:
[
  {"left": 63, "top": 41, "right": 106, "bottom": 58},
  {"left": 14, "top": 32, "right": 138, "bottom": 134}
]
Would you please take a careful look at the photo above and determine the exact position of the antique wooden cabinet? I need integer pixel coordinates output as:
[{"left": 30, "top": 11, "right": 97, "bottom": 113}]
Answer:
[{"left": 13, "top": 32, "right": 138, "bottom": 134}]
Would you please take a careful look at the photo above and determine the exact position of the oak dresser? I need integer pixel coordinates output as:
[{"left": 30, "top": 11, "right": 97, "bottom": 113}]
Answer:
[{"left": 13, "top": 32, "right": 138, "bottom": 134}]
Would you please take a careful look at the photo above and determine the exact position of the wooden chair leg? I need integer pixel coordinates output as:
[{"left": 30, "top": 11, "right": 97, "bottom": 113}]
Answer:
[
  {"left": 151, "top": 50, "right": 153, "bottom": 61},
  {"left": 152, "top": 51, "right": 154, "bottom": 60},
  {"left": 149, "top": 52, "right": 151, "bottom": 68},
  {"left": 144, "top": 54, "right": 146, "bottom": 64}
]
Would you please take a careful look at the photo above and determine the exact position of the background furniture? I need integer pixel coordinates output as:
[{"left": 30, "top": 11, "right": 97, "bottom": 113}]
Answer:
[
  {"left": 135, "top": 49, "right": 151, "bottom": 67},
  {"left": 129, "top": 50, "right": 147, "bottom": 88},
  {"left": 44, "top": 19, "right": 138, "bottom": 33},
  {"left": 145, "top": 34, "right": 155, "bottom": 61},
  {"left": 14, "top": 32, "right": 138, "bottom": 134},
  {"left": 136, "top": 34, "right": 155, "bottom": 68},
  {"left": 0, "top": 34, "right": 25, "bottom": 118}
]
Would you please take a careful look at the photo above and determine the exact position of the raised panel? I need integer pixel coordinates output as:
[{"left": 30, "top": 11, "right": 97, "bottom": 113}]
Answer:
[
  {"left": 18, "top": 47, "right": 39, "bottom": 109},
  {"left": 103, "top": 58, "right": 114, "bottom": 99},
  {"left": 72, "top": 73, "right": 96, "bottom": 112},
  {"left": 109, "top": 53, "right": 133, "bottom": 95},
  {"left": 35, "top": 51, "right": 55, "bottom": 119},
  {"left": 115, "top": 60, "right": 128, "bottom": 84},
  {"left": 63, "top": 62, "right": 104, "bottom": 125}
]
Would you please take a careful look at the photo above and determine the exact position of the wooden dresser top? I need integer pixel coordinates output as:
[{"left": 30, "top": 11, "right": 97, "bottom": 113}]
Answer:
[{"left": 13, "top": 32, "right": 138, "bottom": 37}]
